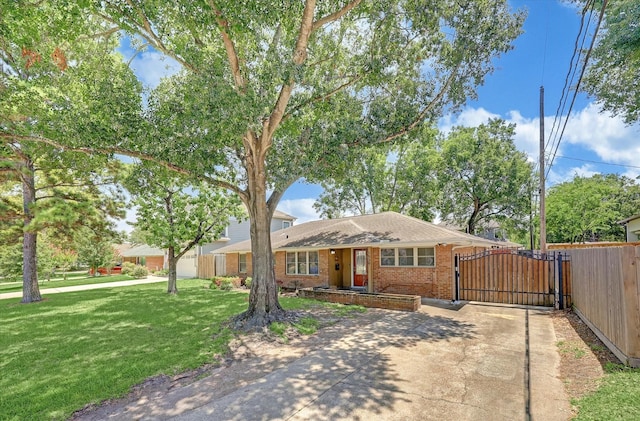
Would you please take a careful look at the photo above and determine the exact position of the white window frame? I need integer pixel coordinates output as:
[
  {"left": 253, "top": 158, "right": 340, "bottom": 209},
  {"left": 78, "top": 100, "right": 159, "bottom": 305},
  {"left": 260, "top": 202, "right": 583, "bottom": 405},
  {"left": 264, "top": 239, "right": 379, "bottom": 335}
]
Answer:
[
  {"left": 238, "top": 253, "right": 247, "bottom": 273},
  {"left": 380, "top": 247, "right": 436, "bottom": 268},
  {"left": 283, "top": 221, "right": 292, "bottom": 229},
  {"left": 286, "top": 251, "right": 319, "bottom": 275}
]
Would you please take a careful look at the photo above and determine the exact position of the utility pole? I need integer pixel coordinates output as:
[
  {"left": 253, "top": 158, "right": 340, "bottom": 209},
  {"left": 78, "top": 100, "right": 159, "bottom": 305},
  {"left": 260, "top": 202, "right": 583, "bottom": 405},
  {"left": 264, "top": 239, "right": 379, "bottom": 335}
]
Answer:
[{"left": 539, "top": 86, "right": 546, "bottom": 253}]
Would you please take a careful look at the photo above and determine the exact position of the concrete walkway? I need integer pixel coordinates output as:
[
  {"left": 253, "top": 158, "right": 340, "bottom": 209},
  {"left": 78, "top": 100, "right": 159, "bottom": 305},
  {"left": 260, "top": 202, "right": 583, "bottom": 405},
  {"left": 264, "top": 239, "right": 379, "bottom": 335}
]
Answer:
[
  {"left": 0, "top": 276, "right": 166, "bottom": 300},
  {"left": 77, "top": 302, "right": 572, "bottom": 421}
]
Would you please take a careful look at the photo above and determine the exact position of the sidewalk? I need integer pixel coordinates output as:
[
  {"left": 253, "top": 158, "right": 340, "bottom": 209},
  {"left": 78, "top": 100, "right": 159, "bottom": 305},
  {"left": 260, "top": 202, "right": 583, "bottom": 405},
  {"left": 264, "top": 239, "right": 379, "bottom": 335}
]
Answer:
[{"left": 0, "top": 277, "right": 167, "bottom": 300}]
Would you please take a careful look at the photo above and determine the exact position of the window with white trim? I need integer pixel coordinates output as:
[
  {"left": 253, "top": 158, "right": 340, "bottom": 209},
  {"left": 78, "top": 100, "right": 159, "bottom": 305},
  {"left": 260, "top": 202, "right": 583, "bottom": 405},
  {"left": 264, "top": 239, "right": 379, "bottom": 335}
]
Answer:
[
  {"left": 283, "top": 221, "right": 291, "bottom": 229},
  {"left": 238, "top": 253, "right": 247, "bottom": 273},
  {"left": 286, "top": 251, "right": 319, "bottom": 275},
  {"left": 380, "top": 247, "right": 435, "bottom": 267}
]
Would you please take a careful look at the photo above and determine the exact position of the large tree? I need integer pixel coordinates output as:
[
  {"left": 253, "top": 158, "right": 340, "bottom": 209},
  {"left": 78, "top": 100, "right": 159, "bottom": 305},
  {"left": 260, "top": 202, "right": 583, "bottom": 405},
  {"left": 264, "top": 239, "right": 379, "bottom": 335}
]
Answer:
[
  {"left": 0, "top": 148, "right": 126, "bottom": 301},
  {"left": 14, "top": 1, "right": 523, "bottom": 327},
  {"left": 0, "top": 2, "right": 140, "bottom": 302},
  {"left": 582, "top": 0, "right": 640, "bottom": 124},
  {"left": 436, "top": 118, "right": 535, "bottom": 235},
  {"left": 546, "top": 173, "right": 640, "bottom": 244},
  {"left": 125, "top": 163, "right": 244, "bottom": 294}
]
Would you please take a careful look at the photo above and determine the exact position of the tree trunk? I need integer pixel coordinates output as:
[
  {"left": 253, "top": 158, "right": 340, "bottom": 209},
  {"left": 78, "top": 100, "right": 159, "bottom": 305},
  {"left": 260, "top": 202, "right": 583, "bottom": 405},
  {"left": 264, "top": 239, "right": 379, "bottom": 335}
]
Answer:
[
  {"left": 167, "top": 246, "right": 178, "bottom": 294},
  {"left": 21, "top": 158, "right": 41, "bottom": 303},
  {"left": 234, "top": 140, "right": 284, "bottom": 330}
]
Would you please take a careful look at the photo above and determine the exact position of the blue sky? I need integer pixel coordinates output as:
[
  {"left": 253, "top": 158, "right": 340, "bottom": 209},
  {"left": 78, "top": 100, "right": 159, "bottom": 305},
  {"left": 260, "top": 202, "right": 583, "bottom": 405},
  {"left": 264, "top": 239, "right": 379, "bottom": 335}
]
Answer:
[{"left": 120, "top": 1, "right": 640, "bottom": 226}]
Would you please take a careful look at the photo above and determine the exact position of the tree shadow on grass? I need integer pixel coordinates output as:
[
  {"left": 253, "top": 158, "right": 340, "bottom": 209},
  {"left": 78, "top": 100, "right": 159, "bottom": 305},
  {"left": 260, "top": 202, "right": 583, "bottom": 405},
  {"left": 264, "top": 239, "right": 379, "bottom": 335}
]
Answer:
[{"left": 82, "top": 309, "right": 477, "bottom": 421}]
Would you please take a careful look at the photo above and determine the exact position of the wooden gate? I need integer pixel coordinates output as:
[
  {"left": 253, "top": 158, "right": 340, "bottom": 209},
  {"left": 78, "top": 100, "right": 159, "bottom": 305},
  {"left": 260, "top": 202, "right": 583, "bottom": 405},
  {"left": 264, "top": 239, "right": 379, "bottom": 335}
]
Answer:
[{"left": 455, "top": 249, "right": 571, "bottom": 307}]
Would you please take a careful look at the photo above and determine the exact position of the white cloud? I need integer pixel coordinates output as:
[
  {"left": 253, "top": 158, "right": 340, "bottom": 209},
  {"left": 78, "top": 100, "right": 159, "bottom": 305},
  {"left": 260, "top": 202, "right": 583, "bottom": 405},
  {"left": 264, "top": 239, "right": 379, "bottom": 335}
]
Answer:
[
  {"left": 439, "top": 107, "right": 500, "bottom": 134},
  {"left": 277, "top": 198, "right": 321, "bottom": 224},
  {"left": 561, "top": 103, "right": 640, "bottom": 165},
  {"left": 129, "top": 50, "right": 181, "bottom": 89},
  {"left": 547, "top": 164, "right": 600, "bottom": 186},
  {"left": 441, "top": 103, "right": 640, "bottom": 184}
]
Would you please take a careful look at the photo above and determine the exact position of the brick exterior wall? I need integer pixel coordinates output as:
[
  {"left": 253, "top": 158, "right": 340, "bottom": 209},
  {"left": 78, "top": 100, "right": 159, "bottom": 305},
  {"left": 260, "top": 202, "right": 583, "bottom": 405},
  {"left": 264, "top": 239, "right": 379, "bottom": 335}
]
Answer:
[
  {"left": 145, "top": 256, "right": 165, "bottom": 271},
  {"left": 226, "top": 245, "right": 487, "bottom": 300},
  {"left": 225, "top": 252, "right": 254, "bottom": 279},
  {"left": 298, "top": 288, "right": 420, "bottom": 312},
  {"left": 274, "top": 250, "right": 330, "bottom": 289}
]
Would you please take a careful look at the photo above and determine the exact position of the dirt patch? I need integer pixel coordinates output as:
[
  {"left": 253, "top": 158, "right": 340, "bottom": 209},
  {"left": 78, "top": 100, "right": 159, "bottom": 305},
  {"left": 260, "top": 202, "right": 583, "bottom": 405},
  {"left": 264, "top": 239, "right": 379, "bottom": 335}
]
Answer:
[{"left": 551, "top": 309, "right": 620, "bottom": 416}]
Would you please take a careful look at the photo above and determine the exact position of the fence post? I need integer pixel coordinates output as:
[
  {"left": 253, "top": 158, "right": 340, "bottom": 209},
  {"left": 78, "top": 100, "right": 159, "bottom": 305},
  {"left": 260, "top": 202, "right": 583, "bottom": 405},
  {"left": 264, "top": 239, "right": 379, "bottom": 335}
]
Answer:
[
  {"left": 454, "top": 254, "right": 460, "bottom": 302},
  {"left": 557, "top": 253, "right": 564, "bottom": 310}
]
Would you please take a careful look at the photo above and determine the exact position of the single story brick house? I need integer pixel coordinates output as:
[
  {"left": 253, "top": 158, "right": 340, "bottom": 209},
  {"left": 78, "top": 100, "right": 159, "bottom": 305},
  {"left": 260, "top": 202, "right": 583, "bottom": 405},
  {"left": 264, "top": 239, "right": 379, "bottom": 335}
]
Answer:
[
  {"left": 119, "top": 244, "right": 166, "bottom": 272},
  {"left": 214, "top": 212, "right": 516, "bottom": 300}
]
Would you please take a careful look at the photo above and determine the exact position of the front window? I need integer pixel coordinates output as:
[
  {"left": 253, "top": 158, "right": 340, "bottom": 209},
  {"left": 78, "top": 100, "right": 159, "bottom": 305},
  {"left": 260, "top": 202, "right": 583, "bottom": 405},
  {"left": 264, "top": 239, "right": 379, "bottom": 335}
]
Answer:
[
  {"left": 398, "top": 248, "right": 414, "bottom": 266},
  {"left": 381, "top": 248, "right": 395, "bottom": 266},
  {"left": 239, "top": 253, "right": 247, "bottom": 273},
  {"left": 286, "top": 251, "right": 319, "bottom": 275},
  {"left": 283, "top": 221, "right": 291, "bottom": 229},
  {"left": 417, "top": 248, "right": 435, "bottom": 267},
  {"left": 380, "top": 247, "right": 435, "bottom": 267}
]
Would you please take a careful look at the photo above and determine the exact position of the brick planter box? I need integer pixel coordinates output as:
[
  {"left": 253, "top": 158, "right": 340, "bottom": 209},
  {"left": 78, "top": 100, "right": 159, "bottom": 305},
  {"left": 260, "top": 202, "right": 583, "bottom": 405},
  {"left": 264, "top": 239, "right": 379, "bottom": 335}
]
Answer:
[{"left": 298, "top": 288, "right": 421, "bottom": 312}]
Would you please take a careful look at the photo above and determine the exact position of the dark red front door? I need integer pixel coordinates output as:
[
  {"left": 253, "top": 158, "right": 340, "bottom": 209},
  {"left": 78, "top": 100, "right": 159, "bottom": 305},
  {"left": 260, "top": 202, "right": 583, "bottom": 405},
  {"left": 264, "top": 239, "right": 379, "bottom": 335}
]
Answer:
[{"left": 353, "top": 249, "right": 368, "bottom": 287}]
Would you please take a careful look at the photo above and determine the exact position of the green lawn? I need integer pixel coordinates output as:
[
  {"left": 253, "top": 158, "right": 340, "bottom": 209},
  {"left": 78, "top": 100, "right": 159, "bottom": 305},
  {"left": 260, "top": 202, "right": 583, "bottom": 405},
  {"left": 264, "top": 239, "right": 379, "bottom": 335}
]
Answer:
[
  {"left": 574, "top": 364, "right": 640, "bottom": 420},
  {"left": 0, "top": 274, "right": 140, "bottom": 293},
  {"left": 0, "top": 279, "right": 325, "bottom": 420}
]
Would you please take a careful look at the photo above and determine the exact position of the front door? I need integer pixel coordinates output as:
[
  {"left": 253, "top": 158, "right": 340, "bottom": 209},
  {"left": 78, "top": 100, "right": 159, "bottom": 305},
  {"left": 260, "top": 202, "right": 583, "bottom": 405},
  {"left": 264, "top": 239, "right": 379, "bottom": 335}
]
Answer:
[{"left": 353, "top": 249, "right": 368, "bottom": 287}]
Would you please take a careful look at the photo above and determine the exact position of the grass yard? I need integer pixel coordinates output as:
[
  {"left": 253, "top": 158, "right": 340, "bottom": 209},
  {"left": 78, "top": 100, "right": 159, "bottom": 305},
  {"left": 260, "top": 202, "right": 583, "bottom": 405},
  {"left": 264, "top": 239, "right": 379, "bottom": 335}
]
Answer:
[
  {"left": 0, "top": 279, "right": 324, "bottom": 420},
  {"left": 0, "top": 274, "right": 139, "bottom": 293},
  {"left": 574, "top": 364, "right": 640, "bottom": 420}
]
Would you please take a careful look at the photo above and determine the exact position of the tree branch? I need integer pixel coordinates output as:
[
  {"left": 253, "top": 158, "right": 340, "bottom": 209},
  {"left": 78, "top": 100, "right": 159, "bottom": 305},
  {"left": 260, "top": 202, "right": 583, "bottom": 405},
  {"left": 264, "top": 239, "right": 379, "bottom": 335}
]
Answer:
[
  {"left": 312, "top": 0, "right": 363, "bottom": 31},
  {"left": 265, "top": 0, "right": 316, "bottom": 144},
  {"left": 207, "top": 0, "right": 245, "bottom": 89},
  {"left": 97, "top": 6, "right": 195, "bottom": 72},
  {"left": 283, "top": 74, "right": 363, "bottom": 121},
  {"left": 0, "top": 133, "right": 242, "bottom": 195},
  {"left": 373, "top": 65, "right": 461, "bottom": 145}
]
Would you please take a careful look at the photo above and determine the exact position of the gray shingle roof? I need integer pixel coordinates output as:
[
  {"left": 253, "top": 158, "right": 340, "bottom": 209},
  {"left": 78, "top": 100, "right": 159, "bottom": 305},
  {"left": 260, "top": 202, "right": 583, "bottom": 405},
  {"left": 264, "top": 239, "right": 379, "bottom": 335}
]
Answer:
[
  {"left": 119, "top": 244, "right": 165, "bottom": 257},
  {"left": 214, "top": 212, "right": 516, "bottom": 253}
]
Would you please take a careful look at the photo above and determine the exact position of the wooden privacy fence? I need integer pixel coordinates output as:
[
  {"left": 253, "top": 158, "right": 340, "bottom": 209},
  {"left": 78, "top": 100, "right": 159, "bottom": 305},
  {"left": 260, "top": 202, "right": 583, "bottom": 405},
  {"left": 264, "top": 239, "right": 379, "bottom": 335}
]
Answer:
[
  {"left": 197, "top": 255, "right": 215, "bottom": 279},
  {"left": 559, "top": 246, "right": 640, "bottom": 367},
  {"left": 455, "top": 249, "right": 571, "bottom": 307}
]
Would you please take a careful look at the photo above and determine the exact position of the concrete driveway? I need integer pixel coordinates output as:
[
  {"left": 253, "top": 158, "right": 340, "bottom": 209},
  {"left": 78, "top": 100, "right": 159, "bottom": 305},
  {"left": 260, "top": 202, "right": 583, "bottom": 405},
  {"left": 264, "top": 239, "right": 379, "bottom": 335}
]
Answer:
[{"left": 78, "top": 302, "right": 571, "bottom": 421}]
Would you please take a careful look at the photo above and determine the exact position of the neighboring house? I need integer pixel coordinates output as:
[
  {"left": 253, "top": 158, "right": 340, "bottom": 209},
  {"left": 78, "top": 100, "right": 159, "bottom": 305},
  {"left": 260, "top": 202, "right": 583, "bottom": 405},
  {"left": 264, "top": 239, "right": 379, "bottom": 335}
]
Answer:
[
  {"left": 120, "top": 244, "right": 166, "bottom": 272},
  {"left": 176, "top": 209, "right": 297, "bottom": 278},
  {"left": 215, "top": 212, "right": 514, "bottom": 300},
  {"left": 619, "top": 214, "right": 640, "bottom": 242}
]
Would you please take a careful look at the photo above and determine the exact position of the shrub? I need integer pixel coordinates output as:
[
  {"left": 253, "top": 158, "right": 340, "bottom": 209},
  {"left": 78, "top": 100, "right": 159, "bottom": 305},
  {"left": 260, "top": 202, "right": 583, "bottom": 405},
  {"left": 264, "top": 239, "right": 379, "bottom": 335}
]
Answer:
[
  {"left": 153, "top": 269, "right": 169, "bottom": 276},
  {"left": 243, "top": 277, "right": 252, "bottom": 289},
  {"left": 210, "top": 276, "right": 240, "bottom": 290},
  {"left": 219, "top": 279, "right": 233, "bottom": 291},
  {"left": 120, "top": 262, "right": 136, "bottom": 276},
  {"left": 130, "top": 265, "right": 148, "bottom": 279}
]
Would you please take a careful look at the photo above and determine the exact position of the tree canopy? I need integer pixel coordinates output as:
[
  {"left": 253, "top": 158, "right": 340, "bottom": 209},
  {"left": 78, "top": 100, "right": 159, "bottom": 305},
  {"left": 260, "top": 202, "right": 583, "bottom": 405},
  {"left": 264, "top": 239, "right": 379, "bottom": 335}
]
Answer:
[
  {"left": 436, "top": 118, "right": 535, "bottom": 236},
  {"left": 546, "top": 173, "right": 640, "bottom": 244},
  {"left": 313, "top": 132, "right": 438, "bottom": 221},
  {"left": 1, "top": 0, "right": 141, "bottom": 302},
  {"left": 582, "top": 0, "right": 640, "bottom": 124}
]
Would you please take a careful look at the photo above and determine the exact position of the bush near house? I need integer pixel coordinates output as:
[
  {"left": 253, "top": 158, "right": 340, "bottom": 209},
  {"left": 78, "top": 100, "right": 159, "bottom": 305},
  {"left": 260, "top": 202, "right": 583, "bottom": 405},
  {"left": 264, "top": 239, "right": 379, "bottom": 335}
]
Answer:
[
  {"left": 210, "top": 276, "right": 241, "bottom": 290},
  {"left": 120, "top": 262, "right": 137, "bottom": 276},
  {"left": 130, "top": 265, "right": 148, "bottom": 279}
]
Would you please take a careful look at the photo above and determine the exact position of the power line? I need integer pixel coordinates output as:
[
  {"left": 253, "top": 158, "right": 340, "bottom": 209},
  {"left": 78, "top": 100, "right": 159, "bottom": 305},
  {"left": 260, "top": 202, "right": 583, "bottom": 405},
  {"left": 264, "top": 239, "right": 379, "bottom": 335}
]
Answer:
[
  {"left": 546, "top": 0, "right": 609, "bottom": 178},
  {"left": 555, "top": 155, "right": 640, "bottom": 170},
  {"left": 546, "top": 0, "right": 594, "bottom": 161}
]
